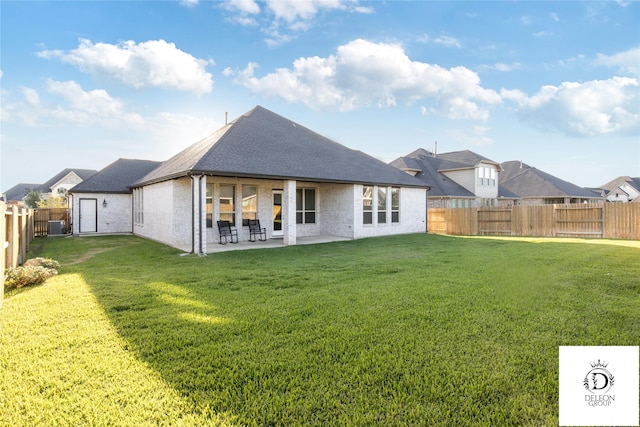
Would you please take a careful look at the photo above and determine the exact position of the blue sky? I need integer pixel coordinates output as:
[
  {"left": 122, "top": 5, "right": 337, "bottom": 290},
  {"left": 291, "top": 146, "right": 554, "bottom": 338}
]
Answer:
[{"left": 1, "top": 0, "right": 639, "bottom": 192}]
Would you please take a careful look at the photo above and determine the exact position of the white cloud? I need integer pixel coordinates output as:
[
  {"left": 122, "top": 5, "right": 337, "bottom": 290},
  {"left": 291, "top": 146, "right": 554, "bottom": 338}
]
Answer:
[
  {"left": 511, "top": 77, "right": 639, "bottom": 136},
  {"left": 227, "top": 39, "right": 500, "bottom": 120},
  {"left": 481, "top": 62, "right": 522, "bottom": 72},
  {"left": 21, "top": 87, "right": 40, "bottom": 107},
  {"left": 45, "top": 79, "right": 143, "bottom": 126},
  {"left": 179, "top": 0, "right": 199, "bottom": 7},
  {"left": 550, "top": 12, "right": 560, "bottom": 22},
  {"left": 449, "top": 125, "right": 494, "bottom": 147},
  {"left": 37, "top": 39, "right": 214, "bottom": 95},
  {"left": 595, "top": 47, "right": 640, "bottom": 76},
  {"left": 417, "top": 34, "right": 461, "bottom": 48},
  {"left": 222, "top": 0, "right": 371, "bottom": 45},
  {"left": 227, "top": 0, "right": 261, "bottom": 14}
]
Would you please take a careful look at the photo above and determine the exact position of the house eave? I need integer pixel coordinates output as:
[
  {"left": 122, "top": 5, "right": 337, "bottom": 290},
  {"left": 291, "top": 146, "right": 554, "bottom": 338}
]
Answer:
[{"left": 132, "top": 169, "right": 430, "bottom": 190}]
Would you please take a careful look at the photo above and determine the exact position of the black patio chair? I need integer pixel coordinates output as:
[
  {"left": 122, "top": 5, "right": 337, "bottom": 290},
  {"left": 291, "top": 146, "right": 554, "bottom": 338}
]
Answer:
[
  {"left": 217, "top": 220, "right": 238, "bottom": 244},
  {"left": 248, "top": 219, "right": 267, "bottom": 242}
]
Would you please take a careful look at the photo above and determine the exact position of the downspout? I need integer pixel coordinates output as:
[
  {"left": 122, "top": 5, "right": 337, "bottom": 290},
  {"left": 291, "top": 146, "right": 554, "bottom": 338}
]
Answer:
[
  {"left": 199, "top": 175, "right": 204, "bottom": 255},
  {"left": 191, "top": 175, "right": 195, "bottom": 254}
]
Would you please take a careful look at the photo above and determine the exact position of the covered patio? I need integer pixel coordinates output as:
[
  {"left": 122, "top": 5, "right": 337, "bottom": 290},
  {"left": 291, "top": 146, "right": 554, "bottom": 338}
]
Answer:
[{"left": 180, "top": 235, "right": 351, "bottom": 254}]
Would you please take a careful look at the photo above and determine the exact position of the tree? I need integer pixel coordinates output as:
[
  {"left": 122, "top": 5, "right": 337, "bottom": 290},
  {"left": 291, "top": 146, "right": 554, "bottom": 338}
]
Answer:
[
  {"left": 24, "top": 191, "right": 41, "bottom": 208},
  {"left": 37, "top": 195, "right": 67, "bottom": 209}
]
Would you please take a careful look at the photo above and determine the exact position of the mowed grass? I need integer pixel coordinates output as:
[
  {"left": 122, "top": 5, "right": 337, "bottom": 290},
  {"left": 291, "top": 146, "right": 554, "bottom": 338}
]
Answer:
[{"left": 2, "top": 234, "right": 639, "bottom": 426}]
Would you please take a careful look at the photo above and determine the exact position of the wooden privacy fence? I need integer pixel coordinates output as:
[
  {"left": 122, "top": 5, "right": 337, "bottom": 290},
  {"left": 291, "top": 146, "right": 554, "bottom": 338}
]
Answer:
[
  {"left": 2, "top": 201, "right": 35, "bottom": 307},
  {"left": 34, "top": 208, "right": 70, "bottom": 236},
  {"left": 428, "top": 203, "right": 640, "bottom": 240}
]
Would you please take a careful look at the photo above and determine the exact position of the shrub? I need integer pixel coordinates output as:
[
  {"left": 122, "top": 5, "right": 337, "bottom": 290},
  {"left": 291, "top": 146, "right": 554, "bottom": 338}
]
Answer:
[
  {"left": 23, "top": 257, "right": 61, "bottom": 272},
  {"left": 4, "top": 258, "right": 60, "bottom": 290}
]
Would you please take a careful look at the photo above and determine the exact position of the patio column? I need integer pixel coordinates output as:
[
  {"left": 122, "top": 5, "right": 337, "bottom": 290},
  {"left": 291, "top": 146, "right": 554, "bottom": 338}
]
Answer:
[
  {"left": 282, "top": 180, "right": 297, "bottom": 245},
  {"left": 192, "top": 175, "right": 207, "bottom": 255}
]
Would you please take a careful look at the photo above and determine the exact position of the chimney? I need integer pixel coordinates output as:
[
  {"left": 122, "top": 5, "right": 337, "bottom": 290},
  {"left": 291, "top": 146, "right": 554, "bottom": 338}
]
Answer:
[
  {"left": 434, "top": 141, "right": 438, "bottom": 157},
  {"left": 519, "top": 160, "right": 523, "bottom": 169},
  {"left": 225, "top": 112, "right": 228, "bottom": 125}
]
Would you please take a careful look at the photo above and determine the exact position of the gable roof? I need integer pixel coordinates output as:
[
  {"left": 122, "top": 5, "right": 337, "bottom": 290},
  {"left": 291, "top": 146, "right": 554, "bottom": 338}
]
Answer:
[
  {"left": 134, "top": 106, "right": 428, "bottom": 189},
  {"left": 2, "top": 183, "right": 41, "bottom": 202},
  {"left": 70, "top": 159, "right": 162, "bottom": 194},
  {"left": 390, "top": 149, "right": 472, "bottom": 197},
  {"left": 500, "top": 160, "right": 599, "bottom": 198},
  {"left": 434, "top": 150, "right": 502, "bottom": 171},
  {"left": 599, "top": 176, "right": 640, "bottom": 193},
  {"left": 37, "top": 168, "right": 98, "bottom": 193}
]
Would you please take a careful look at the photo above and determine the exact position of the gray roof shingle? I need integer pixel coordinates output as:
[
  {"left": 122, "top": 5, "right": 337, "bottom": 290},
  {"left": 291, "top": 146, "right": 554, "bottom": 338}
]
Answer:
[
  {"left": 500, "top": 161, "right": 599, "bottom": 198},
  {"left": 2, "top": 183, "right": 41, "bottom": 201},
  {"left": 135, "top": 106, "right": 428, "bottom": 189},
  {"left": 70, "top": 159, "right": 162, "bottom": 193},
  {"left": 390, "top": 148, "right": 494, "bottom": 197},
  {"left": 37, "top": 168, "right": 98, "bottom": 193}
]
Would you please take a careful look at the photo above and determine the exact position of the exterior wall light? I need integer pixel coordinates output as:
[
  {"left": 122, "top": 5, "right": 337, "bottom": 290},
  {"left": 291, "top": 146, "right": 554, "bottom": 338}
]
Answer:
[{"left": 103, "top": 199, "right": 108, "bottom": 208}]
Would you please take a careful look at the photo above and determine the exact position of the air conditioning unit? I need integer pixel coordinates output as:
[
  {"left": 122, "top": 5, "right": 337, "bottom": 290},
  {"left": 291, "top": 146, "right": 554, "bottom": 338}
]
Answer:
[{"left": 48, "top": 220, "right": 65, "bottom": 235}]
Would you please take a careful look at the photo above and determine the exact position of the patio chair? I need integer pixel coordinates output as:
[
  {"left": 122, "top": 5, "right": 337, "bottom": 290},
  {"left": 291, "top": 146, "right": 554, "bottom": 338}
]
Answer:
[
  {"left": 217, "top": 220, "right": 238, "bottom": 244},
  {"left": 248, "top": 219, "right": 267, "bottom": 242}
]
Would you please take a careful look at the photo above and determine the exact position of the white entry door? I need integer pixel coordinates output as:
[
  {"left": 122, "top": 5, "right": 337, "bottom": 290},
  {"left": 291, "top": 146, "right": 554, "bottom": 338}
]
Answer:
[
  {"left": 79, "top": 198, "right": 97, "bottom": 233},
  {"left": 272, "top": 190, "right": 283, "bottom": 237}
]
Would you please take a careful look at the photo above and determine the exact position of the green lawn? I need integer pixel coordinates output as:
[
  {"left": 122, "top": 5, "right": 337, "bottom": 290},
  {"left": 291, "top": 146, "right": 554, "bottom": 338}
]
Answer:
[{"left": 2, "top": 234, "right": 639, "bottom": 426}]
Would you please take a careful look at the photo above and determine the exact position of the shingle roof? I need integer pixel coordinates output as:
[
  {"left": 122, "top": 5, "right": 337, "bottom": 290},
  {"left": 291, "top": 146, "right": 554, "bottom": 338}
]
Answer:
[
  {"left": 500, "top": 160, "right": 599, "bottom": 198},
  {"left": 2, "top": 183, "right": 41, "bottom": 201},
  {"left": 599, "top": 176, "right": 640, "bottom": 192},
  {"left": 390, "top": 149, "right": 473, "bottom": 197},
  {"left": 37, "top": 168, "right": 98, "bottom": 193},
  {"left": 434, "top": 150, "right": 502, "bottom": 171},
  {"left": 135, "top": 106, "right": 428, "bottom": 189},
  {"left": 70, "top": 159, "right": 162, "bottom": 194}
]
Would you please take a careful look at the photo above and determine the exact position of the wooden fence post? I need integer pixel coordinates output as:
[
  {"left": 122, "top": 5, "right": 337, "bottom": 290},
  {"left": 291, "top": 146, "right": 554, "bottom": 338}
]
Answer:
[
  {"left": 7, "top": 205, "right": 20, "bottom": 269},
  {"left": 1, "top": 202, "right": 5, "bottom": 308}
]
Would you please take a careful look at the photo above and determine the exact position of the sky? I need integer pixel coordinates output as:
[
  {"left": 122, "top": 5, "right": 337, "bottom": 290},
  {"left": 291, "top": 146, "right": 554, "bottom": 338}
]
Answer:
[{"left": 1, "top": 0, "right": 639, "bottom": 193}]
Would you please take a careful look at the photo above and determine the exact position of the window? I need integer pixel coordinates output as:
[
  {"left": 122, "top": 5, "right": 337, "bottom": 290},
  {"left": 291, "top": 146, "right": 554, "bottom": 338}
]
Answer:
[
  {"left": 478, "top": 167, "right": 496, "bottom": 187},
  {"left": 391, "top": 187, "right": 400, "bottom": 223},
  {"left": 296, "top": 188, "right": 316, "bottom": 224},
  {"left": 363, "top": 186, "right": 373, "bottom": 224},
  {"left": 206, "top": 184, "right": 213, "bottom": 228},
  {"left": 133, "top": 188, "right": 143, "bottom": 224},
  {"left": 242, "top": 185, "right": 257, "bottom": 226},
  {"left": 219, "top": 184, "right": 236, "bottom": 226},
  {"left": 378, "top": 187, "right": 387, "bottom": 224}
]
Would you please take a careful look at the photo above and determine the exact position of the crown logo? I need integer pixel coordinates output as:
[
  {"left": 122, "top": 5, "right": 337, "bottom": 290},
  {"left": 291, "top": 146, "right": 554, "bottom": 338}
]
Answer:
[{"left": 590, "top": 359, "right": 609, "bottom": 369}]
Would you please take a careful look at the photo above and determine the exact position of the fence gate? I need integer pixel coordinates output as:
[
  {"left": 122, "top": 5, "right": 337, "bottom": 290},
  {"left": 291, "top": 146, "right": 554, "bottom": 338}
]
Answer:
[
  {"left": 553, "top": 204, "right": 604, "bottom": 237},
  {"left": 477, "top": 208, "right": 512, "bottom": 235}
]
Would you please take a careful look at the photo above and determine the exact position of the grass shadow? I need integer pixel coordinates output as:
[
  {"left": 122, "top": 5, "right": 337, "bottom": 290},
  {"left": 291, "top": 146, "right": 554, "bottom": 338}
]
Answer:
[{"left": 23, "top": 234, "right": 640, "bottom": 426}]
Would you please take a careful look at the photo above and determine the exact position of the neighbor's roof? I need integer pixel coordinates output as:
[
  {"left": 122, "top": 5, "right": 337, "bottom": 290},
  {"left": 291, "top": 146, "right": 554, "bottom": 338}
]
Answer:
[
  {"left": 70, "top": 159, "right": 162, "bottom": 194},
  {"left": 599, "top": 176, "right": 640, "bottom": 192},
  {"left": 390, "top": 148, "right": 502, "bottom": 197},
  {"left": 2, "top": 183, "right": 41, "bottom": 201},
  {"left": 500, "top": 160, "right": 599, "bottom": 198},
  {"left": 434, "top": 150, "right": 503, "bottom": 171},
  {"left": 37, "top": 168, "right": 98, "bottom": 193},
  {"left": 134, "top": 106, "right": 429, "bottom": 189}
]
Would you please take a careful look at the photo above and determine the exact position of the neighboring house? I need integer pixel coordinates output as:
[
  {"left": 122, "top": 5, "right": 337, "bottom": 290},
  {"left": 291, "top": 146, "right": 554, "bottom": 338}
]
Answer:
[
  {"left": 500, "top": 161, "right": 603, "bottom": 205},
  {"left": 131, "top": 106, "right": 430, "bottom": 253},
  {"left": 69, "top": 159, "right": 162, "bottom": 234},
  {"left": 1, "top": 183, "right": 40, "bottom": 206},
  {"left": 598, "top": 176, "right": 640, "bottom": 203},
  {"left": 391, "top": 148, "right": 503, "bottom": 208},
  {"left": 37, "top": 168, "right": 98, "bottom": 201}
]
